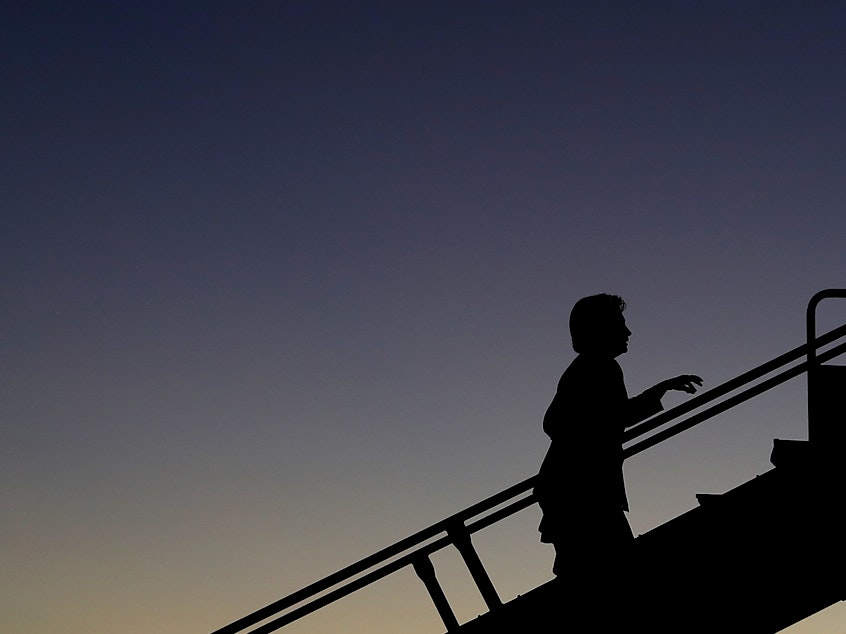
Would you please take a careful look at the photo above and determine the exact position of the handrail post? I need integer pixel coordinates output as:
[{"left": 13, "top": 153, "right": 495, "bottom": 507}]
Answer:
[
  {"left": 413, "top": 554, "right": 460, "bottom": 632},
  {"left": 806, "top": 289, "right": 846, "bottom": 445},
  {"left": 448, "top": 521, "right": 502, "bottom": 612}
]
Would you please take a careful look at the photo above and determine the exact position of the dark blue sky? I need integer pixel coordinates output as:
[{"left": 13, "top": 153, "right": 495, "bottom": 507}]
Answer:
[{"left": 3, "top": 2, "right": 846, "bottom": 632}]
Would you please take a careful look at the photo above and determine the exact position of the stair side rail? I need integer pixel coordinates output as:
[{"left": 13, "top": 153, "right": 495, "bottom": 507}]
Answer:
[
  {"left": 211, "top": 476, "right": 536, "bottom": 634},
  {"left": 212, "top": 301, "right": 846, "bottom": 634},
  {"left": 624, "top": 321, "right": 846, "bottom": 457}
]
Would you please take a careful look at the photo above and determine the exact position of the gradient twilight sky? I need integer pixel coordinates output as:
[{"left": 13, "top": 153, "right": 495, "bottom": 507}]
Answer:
[{"left": 3, "top": 2, "right": 846, "bottom": 632}]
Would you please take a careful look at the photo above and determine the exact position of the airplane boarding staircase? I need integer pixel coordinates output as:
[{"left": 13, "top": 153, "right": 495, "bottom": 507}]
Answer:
[{"left": 212, "top": 289, "right": 846, "bottom": 633}]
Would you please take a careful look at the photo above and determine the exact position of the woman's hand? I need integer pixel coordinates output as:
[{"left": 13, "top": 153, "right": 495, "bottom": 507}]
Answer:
[{"left": 660, "top": 375, "right": 704, "bottom": 394}]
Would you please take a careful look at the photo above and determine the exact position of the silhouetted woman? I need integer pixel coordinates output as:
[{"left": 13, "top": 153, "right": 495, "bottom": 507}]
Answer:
[{"left": 534, "top": 294, "right": 701, "bottom": 598}]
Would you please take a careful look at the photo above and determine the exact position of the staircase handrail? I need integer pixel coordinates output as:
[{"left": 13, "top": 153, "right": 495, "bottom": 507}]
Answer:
[
  {"left": 623, "top": 321, "right": 846, "bottom": 456},
  {"left": 211, "top": 476, "right": 537, "bottom": 634},
  {"left": 212, "top": 319, "right": 846, "bottom": 634}
]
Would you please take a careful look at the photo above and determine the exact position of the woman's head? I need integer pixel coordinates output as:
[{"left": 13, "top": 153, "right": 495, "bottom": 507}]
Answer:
[{"left": 569, "top": 294, "right": 631, "bottom": 356}]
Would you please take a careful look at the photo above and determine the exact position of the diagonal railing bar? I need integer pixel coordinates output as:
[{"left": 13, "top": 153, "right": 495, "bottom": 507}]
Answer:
[
  {"left": 464, "top": 491, "right": 537, "bottom": 535},
  {"left": 213, "top": 315, "right": 846, "bottom": 634},
  {"left": 623, "top": 323, "right": 846, "bottom": 445},
  {"left": 624, "top": 339, "right": 846, "bottom": 458},
  {"left": 245, "top": 538, "right": 456, "bottom": 634},
  {"left": 212, "top": 477, "right": 536, "bottom": 634},
  {"left": 236, "top": 492, "right": 539, "bottom": 634},
  {"left": 212, "top": 525, "right": 444, "bottom": 634}
]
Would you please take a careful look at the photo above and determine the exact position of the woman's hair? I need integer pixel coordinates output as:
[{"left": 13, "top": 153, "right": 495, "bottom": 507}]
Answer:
[{"left": 569, "top": 294, "right": 626, "bottom": 353}]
